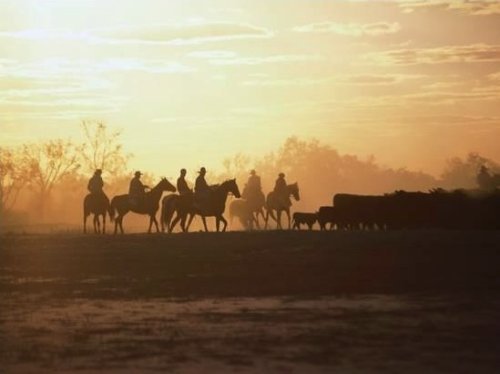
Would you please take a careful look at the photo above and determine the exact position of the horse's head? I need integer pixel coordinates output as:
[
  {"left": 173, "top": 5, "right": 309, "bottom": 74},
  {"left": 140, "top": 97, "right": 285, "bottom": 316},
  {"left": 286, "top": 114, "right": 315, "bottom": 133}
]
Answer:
[
  {"left": 159, "top": 177, "right": 176, "bottom": 193},
  {"left": 225, "top": 179, "right": 241, "bottom": 198},
  {"left": 289, "top": 182, "right": 300, "bottom": 201}
]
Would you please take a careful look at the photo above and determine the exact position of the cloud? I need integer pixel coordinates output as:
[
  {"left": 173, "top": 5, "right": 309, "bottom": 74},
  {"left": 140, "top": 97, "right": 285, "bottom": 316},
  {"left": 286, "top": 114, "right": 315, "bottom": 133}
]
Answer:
[
  {"left": 487, "top": 71, "right": 500, "bottom": 82},
  {"left": 397, "top": 0, "right": 500, "bottom": 15},
  {"left": 0, "top": 58, "right": 195, "bottom": 79},
  {"left": 343, "top": 74, "right": 422, "bottom": 85},
  {"left": 187, "top": 50, "right": 238, "bottom": 59},
  {"left": 242, "top": 74, "right": 422, "bottom": 87},
  {"left": 0, "top": 29, "right": 96, "bottom": 44},
  {"left": 293, "top": 21, "right": 401, "bottom": 36},
  {"left": 93, "top": 22, "right": 273, "bottom": 45},
  {"left": 202, "top": 54, "right": 323, "bottom": 66},
  {"left": 0, "top": 21, "right": 273, "bottom": 46},
  {"left": 366, "top": 44, "right": 500, "bottom": 65}
]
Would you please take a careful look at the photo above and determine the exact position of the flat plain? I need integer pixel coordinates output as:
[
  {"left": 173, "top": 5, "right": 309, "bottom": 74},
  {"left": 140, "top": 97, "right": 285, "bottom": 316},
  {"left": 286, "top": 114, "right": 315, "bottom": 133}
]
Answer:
[{"left": 1, "top": 230, "right": 499, "bottom": 373}]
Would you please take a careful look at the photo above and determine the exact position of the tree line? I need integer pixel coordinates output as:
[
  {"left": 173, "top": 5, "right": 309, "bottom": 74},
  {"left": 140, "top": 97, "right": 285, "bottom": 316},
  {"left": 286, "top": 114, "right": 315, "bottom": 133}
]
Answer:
[
  {"left": 1, "top": 122, "right": 499, "bottom": 228},
  {"left": 0, "top": 121, "right": 132, "bottom": 223}
]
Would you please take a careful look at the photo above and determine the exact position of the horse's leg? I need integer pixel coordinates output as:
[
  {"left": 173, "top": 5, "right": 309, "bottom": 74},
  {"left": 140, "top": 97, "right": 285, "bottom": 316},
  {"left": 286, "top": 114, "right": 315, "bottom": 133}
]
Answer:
[
  {"left": 286, "top": 209, "right": 291, "bottom": 230},
  {"left": 220, "top": 216, "right": 228, "bottom": 232},
  {"left": 153, "top": 215, "right": 160, "bottom": 233},
  {"left": 201, "top": 216, "right": 209, "bottom": 232},
  {"left": 264, "top": 209, "right": 271, "bottom": 229},
  {"left": 215, "top": 217, "right": 220, "bottom": 232},
  {"left": 119, "top": 214, "right": 125, "bottom": 234},
  {"left": 148, "top": 216, "right": 153, "bottom": 234},
  {"left": 103, "top": 213, "right": 106, "bottom": 234},
  {"left": 170, "top": 213, "right": 181, "bottom": 233},
  {"left": 268, "top": 209, "right": 277, "bottom": 224},
  {"left": 255, "top": 209, "right": 263, "bottom": 229},
  {"left": 93, "top": 214, "right": 98, "bottom": 234},
  {"left": 185, "top": 213, "right": 195, "bottom": 232},
  {"left": 83, "top": 212, "right": 88, "bottom": 234},
  {"left": 176, "top": 213, "right": 187, "bottom": 232}
]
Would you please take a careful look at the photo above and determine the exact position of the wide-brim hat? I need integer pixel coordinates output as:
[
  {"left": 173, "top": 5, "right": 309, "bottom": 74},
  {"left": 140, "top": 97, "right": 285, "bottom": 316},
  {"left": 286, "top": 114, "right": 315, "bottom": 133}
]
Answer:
[
  {"left": 95, "top": 169, "right": 102, "bottom": 174},
  {"left": 250, "top": 169, "right": 256, "bottom": 175},
  {"left": 198, "top": 167, "right": 206, "bottom": 173},
  {"left": 134, "top": 171, "right": 142, "bottom": 176},
  {"left": 279, "top": 172, "right": 285, "bottom": 177}
]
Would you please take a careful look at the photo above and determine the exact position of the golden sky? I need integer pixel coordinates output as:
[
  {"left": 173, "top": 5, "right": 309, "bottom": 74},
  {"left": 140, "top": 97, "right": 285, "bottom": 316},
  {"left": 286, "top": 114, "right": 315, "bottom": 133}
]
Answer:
[{"left": 1, "top": 0, "right": 500, "bottom": 177}]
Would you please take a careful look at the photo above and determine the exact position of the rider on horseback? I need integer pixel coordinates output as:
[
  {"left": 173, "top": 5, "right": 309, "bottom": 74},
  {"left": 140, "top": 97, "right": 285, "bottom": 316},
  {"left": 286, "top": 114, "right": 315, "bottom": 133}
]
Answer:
[
  {"left": 243, "top": 169, "right": 264, "bottom": 208},
  {"left": 194, "top": 167, "right": 210, "bottom": 208},
  {"left": 129, "top": 171, "right": 149, "bottom": 209},
  {"left": 274, "top": 172, "right": 291, "bottom": 207},
  {"left": 88, "top": 169, "right": 104, "bottom": 195},
  {"left": 247, "top": 170, "right": 261, "bottom": 191},
  {"left": 177, "top": 168, "right": 192, "bottom": 195}
]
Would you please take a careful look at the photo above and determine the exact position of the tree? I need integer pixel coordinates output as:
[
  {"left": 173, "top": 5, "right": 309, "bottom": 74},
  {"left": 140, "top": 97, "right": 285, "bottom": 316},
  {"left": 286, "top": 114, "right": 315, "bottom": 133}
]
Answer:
[
  {"left": 441, "top": 152, "right": 500, "bottom": 189},
  {"left": 0, "top": 146, "right": 28, "bottom": 216},
  {"left": 78, "top": 121, "right": 131, "bottom": 177},
  {"left": 21, "top": 139, "right": 80, "bottom": 220}
]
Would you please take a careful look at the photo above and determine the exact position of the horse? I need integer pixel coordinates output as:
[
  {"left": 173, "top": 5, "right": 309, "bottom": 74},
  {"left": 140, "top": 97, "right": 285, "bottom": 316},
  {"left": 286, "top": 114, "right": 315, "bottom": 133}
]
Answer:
[
  {"left": 229, "top": 199, "right": 261, "bottom": 230},
  {"left": 110, "top": 178, "right": 176, "bottom": 234},
  {"left": 161, "top": 179, "right": 240, "bottom": 233},
  {"left": 83, "top": 193, "right": 114, "bottom": 234},
  {"left": 160, "top": 193, "right": 192, "bottom": 233},
  {"left": 230, "top": 187, "right": 266, "bottom": 230},
  {"left": 264, "top": 183, "right": 300, "bottom": 230}
]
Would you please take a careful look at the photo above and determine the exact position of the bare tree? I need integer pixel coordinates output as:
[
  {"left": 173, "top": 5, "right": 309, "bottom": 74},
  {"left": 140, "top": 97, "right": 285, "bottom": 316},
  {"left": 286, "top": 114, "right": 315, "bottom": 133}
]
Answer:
[
  {"left": 78, "top": 121, "right": 131, "bottom": 177},
  {"left": 0, "top": 147, "right": 28, "bottom": 216},
  {"left": 21, "top": 139, "right": 80, "bottom": 220}
]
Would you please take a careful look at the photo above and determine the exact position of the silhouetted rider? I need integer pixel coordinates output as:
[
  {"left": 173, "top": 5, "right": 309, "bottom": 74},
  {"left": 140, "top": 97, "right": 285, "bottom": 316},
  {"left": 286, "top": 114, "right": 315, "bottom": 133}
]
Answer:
[
  {"left": 88, "top": 169, "right": 104, "bottom": 195},
  {"left": 247, "top": 169, "right": 262, "bottom": 192},
  {"left": 194, "top": 167, "right": 210, "bottom": 208},
  {"left": 243, "top": 169, "right": 264, "bottom": 208},
  {"left": 274, "top": 172, "right": 290, "bottom": 207},
  {"left": 129, "top": 171, "right": 149, "bottom": 208},
  {"left": 177, "top": 168, "right": 192, "bottom": 195}
]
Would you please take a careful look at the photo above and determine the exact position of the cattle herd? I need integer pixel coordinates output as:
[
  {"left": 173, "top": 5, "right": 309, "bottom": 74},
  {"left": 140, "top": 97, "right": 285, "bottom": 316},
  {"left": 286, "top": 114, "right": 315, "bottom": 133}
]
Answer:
[{"left": 293, "top": 189, "right": 500, "bottom": 231}]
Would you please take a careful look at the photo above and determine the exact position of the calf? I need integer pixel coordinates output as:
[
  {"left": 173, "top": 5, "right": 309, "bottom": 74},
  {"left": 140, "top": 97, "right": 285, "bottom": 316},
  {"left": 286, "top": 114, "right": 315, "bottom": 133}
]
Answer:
[
  {"left": 292, "top": 212, "right": 317, "bottom": 230},
  {"left": 318, "top": 206, "right": 336, "bottom": 230}
]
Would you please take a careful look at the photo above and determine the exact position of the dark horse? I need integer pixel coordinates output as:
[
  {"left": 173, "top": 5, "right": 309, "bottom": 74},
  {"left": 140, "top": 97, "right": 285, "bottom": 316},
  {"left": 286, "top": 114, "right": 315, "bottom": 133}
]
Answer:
[
  {"left": 161, "top": 179, "right": 241, "bottom": 233},
  {"left": 111, "top": 178, "right": 176, "bottom": 234},
  {"left": 264, "top": 183, "right": 300, "bottom": 230},
  {"left": 83, "top": 193, "right": 114, "bottom": 234}
]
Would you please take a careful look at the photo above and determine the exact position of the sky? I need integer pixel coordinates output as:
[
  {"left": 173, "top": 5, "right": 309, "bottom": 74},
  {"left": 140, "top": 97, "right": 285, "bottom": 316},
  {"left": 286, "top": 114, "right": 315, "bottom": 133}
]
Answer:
[{"left": 1, "top": 0, "right": 500, "bottom": 178}]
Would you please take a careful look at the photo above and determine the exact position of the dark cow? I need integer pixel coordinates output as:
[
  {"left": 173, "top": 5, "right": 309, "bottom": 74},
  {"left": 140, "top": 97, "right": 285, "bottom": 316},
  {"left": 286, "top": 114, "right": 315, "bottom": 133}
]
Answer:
[
  {"left": 318, "top": 206, "right": 336, "bottom": 230},
  {"left": 331, "top": 189, "right": 500, "bottom": 231},
  {"left": 292, "top": 212, "right": 317, "bottom": 230},
  {"left": 333, "top": 194, "right": 386, "bottom": 230}
]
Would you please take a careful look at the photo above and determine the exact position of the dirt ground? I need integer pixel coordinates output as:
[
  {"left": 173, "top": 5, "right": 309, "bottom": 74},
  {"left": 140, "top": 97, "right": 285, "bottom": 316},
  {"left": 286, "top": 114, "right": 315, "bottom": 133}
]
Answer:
[{"left": 1, "top": 231, "right": 499, "bottom": 373}]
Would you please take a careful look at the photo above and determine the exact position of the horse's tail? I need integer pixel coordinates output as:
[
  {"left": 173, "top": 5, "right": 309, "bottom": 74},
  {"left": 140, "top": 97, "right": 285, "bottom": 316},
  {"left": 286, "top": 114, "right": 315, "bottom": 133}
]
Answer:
[
  {"left": 160, "top": 198, "right": 168, "bottom": 232},
  {"left": 161, "top": 195, "right": 177, "bottom": 232},
  {"left": 108, "top": 199, "right": 115, "bottom": 222}
]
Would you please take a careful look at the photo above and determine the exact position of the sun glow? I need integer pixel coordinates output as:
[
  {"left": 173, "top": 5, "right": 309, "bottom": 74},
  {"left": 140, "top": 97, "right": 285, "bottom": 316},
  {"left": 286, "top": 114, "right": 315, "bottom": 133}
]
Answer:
[{"left": 1, "top": 0, "right": 500, "bottom": 178}]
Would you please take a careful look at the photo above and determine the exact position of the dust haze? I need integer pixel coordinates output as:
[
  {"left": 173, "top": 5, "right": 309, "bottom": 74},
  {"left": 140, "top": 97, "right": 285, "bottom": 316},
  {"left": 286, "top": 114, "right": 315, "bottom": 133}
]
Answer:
[{"left": 1, "top": 121, "right": 499, "bottom": 231}]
